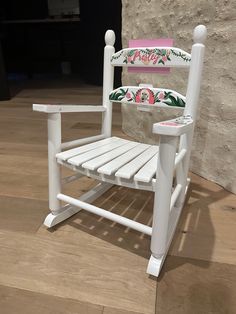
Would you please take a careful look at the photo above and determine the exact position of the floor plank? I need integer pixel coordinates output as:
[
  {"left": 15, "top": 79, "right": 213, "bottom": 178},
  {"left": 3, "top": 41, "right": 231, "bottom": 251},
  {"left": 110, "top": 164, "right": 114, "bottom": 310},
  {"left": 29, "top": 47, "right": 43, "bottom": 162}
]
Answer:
[
  {"left": 156, "top": 255, "right": 236, "bottom": 314},
  {"left": 0, "top": 195, "right": 47, "bottom": 233},
  {"left": 103, "top": 307, "right": 144, "bottom": 314},
  {"left": 0, "top": 228, "right": 156, "bottom": 314},
  {"left": 0, "top": 285, "right": 103, "bottom": 314},
  {"left": 0, "top": 79, "right": 236, "bottom": 314},
  {"left": 170, "top": 173, "right": 236, "bottom": 265}
]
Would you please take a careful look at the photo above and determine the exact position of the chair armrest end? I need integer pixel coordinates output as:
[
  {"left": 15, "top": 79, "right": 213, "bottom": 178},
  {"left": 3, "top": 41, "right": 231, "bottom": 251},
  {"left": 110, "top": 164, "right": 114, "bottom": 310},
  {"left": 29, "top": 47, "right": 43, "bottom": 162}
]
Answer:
[
  {"left": 153, "top": 115, "right": 193, "bottom": 136},
  {"left": 33, "top": 104, "right": 106, "bottom": 113}
]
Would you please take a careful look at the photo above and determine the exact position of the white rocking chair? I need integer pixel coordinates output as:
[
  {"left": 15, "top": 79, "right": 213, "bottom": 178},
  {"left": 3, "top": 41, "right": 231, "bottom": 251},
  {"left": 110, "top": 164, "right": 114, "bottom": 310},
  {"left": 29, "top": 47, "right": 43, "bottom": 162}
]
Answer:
[{"left": 33, "top": 25, "right": 207, "bottom": 277}]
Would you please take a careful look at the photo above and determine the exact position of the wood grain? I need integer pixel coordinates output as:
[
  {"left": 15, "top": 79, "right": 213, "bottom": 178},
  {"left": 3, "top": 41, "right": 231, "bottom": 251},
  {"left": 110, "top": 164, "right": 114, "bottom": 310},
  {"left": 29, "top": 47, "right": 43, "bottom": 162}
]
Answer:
[
  {"left": 170, "top": 173, "right": 236, "bottom": 265},
  {"left": 0, "top": 228, "right": 156, "bottom": 314},
  {"left": 156, "top": 255, "right": 236, "bottom": 314},
  {"left": 0, "top": 79, "right": 235, "bottom": 314},
  {"left": 0, "top": 285, "right": 103, "bottom": 314}
]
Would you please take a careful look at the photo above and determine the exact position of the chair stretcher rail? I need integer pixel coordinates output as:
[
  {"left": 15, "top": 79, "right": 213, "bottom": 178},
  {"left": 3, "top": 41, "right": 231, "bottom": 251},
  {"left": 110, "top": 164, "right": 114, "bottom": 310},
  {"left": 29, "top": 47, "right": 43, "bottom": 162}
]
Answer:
[
  {"left": 170, "top": 184, "right": 182, "bottom": 210},
  {"left": 57, "top": 193, "right": 152, "bottom": 236},
  {"left": 174, "top": 149, "right": 187, "bottom": 168}
]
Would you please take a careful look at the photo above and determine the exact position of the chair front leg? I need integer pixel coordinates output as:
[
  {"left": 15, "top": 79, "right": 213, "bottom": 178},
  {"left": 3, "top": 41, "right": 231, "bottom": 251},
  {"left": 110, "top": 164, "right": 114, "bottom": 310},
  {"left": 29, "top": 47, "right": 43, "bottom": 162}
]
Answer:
[
  {"left": 147, "top": 135, "right": 177, "bottom": 276},
  {"left": 48, "top": 113, "right": 62, "bottom": 214}
]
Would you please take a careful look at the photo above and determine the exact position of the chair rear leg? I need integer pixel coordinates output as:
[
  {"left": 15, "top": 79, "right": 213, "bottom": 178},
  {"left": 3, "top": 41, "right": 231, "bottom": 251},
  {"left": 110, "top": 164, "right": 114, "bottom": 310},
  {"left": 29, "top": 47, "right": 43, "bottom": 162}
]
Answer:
[{"left": 147, "top": 135, "right": 178, "bottom": 277}]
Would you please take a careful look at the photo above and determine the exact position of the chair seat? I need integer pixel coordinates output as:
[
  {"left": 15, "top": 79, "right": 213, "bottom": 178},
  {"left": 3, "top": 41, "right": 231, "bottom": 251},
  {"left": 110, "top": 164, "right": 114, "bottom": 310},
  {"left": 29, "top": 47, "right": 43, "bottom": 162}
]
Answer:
[{"left": 56, "top": 137, "right": 159, "bottom": 191}]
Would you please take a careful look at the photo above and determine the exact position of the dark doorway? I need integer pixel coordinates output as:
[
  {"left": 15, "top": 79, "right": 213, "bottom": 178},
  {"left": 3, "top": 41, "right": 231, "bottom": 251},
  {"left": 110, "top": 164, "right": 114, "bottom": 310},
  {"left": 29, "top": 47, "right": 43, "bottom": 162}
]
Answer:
[{"left": 0, "top": 0, "right": 122, "bottom": 97}]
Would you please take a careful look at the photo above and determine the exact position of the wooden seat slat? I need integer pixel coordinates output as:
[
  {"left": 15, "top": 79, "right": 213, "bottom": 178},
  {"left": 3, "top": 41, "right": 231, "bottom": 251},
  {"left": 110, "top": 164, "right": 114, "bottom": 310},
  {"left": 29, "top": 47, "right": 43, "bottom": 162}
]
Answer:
[
  {"left": 97, "top": 143, "right": 150, "bottom": 176},
  {"left": 67, "top": 138, "right": 129, "bottom": 166},
  {"left": 56, "top": 137, "right": 120, "bottom": 161},
  {"left": 134, "top": 154, "right": 158, "bottom": 183},
  {"left": 115, "top": 145, "right": 158, "bottom": 179},
  {"left": 82, "top": 141, "right": 139, "bottom": 171}
]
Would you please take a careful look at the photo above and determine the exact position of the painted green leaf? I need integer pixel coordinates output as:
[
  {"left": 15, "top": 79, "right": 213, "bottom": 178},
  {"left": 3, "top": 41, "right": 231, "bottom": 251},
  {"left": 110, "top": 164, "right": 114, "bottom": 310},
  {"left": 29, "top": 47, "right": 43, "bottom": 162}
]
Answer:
[
  {"left": 131, "top": 91, "right": 136, "bottom": 100},
  {"left": 128, "top": 49, "right": 136, "bottom": 56},
  {"left": 164, "top": 91, "right": 172, "bottom": 98},
  {"left": 168, "top": 95, "right": 178, "bottom": 106},
  {"left": 120, "top": 88, "right": 128, "bottom": 95},
  {"left": 176, "top": 97, "right": 185, "bottom": 107}
]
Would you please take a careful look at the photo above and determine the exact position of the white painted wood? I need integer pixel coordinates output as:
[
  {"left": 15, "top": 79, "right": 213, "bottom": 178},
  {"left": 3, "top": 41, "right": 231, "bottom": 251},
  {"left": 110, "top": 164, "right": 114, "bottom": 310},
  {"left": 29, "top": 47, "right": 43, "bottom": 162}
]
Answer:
[
  {"left": 146, "top": 254, "right": 163, "bottom": 277},
  {"left": 177, "top": 25, "right": 207, "bottom": 207},
  {"left": 33, "top": 24, "right": 206, "bottom": 278},
  {"left": 151, "top": 135, "right": 178, "bottom": 258},
  {"left": 82, "top": 141, "right": 138, "bottom": 171},
  {"left": 60, "top": 159, "right": 156, "bottom": 191},
  {"left": 147, "top": 175, "right": 190, "bottom": 276},
  {"left": 57, "top": 137, "right": 120, "bottom": 161},
  {"left": 48, "top": 113, "right": 62, "bottom": 213},
  {"left": 170, "top": 183, "right": 182, "bottom": 210},
  {"left": 44, "top": 182, "right": 113, "bottom": 227},
  {"left": 184, "top": 31, "right": 207, "bottom": 120},
  {"left": 97, "top": 143, "right": 150, "bottom": 176},
  {"left": 57, "top": 193, "right": 152, "bottom": 235},
  {"left": 134, "top": 154, "right": 158, "bottom": 183},
  {"left": 68, "top": 138, "right": 128, "bottom": 166},
  {"left": 175, "top": 155, "right": 186, "bottom": 208},
  {"left": 102, "top": 30, "right": 115, "bottom": 138},
  {"left": 44, "top": 205, "right": 81, "bottom": 228},
  {"left": 61, "top": 173, "right": 84, "bottom": 185},
  {"left": 111, "top": 47, "right": 191, "bottom": 68},
  {"left": 147, "top": 205, "right": 184, "bottom": 276},
  {"left": 33, "top": 104, "right": 106, "bottom": 113},
  {"left": 139, "top": 83, "right": 153, "bottom": 88},
  {"left": 115, "top": 145, "right": 158, "bottom": 179},
  {"left": 174, "top": 149, "right": 187, "bottom": 168},
  {"left": 153, "top": 115, "right": 193, "bottom": 136},
  {"left": 61, "top": 134, "right": 106, "bottom": 150},
  {"left": 109, "top": 86, "right": 186, "bottom": 108}
]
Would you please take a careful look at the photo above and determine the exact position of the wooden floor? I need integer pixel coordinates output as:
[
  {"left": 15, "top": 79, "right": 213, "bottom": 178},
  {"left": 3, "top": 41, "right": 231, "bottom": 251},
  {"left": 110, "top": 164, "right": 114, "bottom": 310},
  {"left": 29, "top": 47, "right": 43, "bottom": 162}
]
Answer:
[{"left": 0, "top": 78, "right": 236, "bottom": 314}]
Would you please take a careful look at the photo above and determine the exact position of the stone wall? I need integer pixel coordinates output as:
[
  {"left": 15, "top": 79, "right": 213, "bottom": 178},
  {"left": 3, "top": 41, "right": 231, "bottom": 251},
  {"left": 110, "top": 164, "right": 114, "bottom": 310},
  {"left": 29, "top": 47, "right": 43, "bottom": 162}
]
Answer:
[{"left": 121, "top": 0, "right": 236, "bottom": 194}]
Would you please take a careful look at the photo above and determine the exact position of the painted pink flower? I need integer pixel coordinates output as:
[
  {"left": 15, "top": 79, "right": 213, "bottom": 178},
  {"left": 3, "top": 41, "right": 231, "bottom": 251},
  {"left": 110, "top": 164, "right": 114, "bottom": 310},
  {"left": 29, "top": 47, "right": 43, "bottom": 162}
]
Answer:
[
  {"left": 158, "top": 91, "right": 165, "bottom": 100},
  {"left": 161, "top": 122, "right": 178, "bottom": 126},
  {"left": 126, "top": 92, "right": 132, "bottom": 99},
  {"left": 127, "top": 56, "right": 132, "bottom": 63},
  {"left": 162, "top": 56, "right": 167, "bottom": 62},
  {"left": 135, "top": 88, "right": 155, "bottom": 104}
]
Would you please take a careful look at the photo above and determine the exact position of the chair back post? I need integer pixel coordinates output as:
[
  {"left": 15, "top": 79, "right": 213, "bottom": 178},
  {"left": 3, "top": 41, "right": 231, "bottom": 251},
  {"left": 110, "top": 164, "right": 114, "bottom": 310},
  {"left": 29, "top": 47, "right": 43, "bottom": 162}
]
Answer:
[
  {"left": 177, "top": 25, "right": 207, "bottom": 206},
  {"left": 102, "top": 30, "right": 115, "bottom": 138},
  {"left": 184, "top": 24, "right": 207, "bottom": 120}
]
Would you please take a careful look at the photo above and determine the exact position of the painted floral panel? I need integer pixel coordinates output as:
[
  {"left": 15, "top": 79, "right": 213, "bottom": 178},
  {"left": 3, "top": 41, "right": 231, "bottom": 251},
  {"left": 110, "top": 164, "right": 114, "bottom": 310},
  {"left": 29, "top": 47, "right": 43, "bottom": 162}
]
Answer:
[
  {"left": 111, "top": 48, "right": 191, "bottom": 66},
  {"left": 109, "top": 87, "right": 186, "bottom": 108}
]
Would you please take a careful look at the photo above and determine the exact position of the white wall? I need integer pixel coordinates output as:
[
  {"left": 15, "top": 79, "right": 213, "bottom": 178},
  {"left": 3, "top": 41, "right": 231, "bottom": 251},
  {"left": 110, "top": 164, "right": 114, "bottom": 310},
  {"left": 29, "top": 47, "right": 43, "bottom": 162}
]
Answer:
[{"left": 121, "top": 0, "right": 236, "bottom": 194}]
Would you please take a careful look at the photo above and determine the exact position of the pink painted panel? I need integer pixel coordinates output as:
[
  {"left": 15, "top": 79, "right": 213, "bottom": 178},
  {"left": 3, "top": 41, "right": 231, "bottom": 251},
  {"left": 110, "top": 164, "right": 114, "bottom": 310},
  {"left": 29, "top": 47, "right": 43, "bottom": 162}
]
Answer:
[{"left": 128, "top": 38, "right": 173, "bottom": 73}]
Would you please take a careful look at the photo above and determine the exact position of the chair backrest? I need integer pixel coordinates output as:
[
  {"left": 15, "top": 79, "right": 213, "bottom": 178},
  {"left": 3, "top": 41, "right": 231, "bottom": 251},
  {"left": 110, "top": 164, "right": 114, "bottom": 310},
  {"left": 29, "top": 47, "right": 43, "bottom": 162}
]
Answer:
[{"left": 101, "top": 25, "right": 207, "bottom": 138}]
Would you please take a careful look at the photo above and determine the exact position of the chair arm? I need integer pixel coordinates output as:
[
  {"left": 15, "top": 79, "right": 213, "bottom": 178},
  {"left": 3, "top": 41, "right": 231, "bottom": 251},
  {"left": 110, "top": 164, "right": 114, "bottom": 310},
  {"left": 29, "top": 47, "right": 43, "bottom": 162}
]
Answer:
[
  {"left": 153, "top": 115, "right": 193, "bottom": 136},
  {"left": 33, "top": 104, "right": 106, "bottom": 113}
]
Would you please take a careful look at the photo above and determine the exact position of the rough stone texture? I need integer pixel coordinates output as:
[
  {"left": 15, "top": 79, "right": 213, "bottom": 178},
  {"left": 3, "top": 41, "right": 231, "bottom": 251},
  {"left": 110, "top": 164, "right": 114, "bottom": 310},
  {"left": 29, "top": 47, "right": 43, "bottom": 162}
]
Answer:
[{"left": 121, "top": 0, "right": 236, "bottom": 194}]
